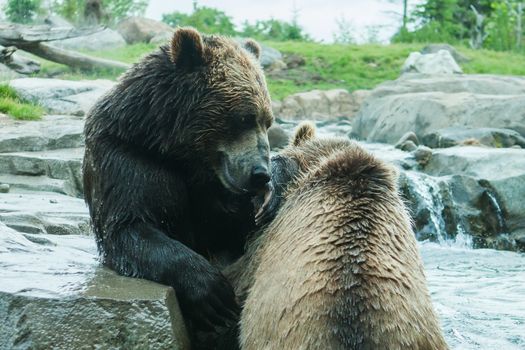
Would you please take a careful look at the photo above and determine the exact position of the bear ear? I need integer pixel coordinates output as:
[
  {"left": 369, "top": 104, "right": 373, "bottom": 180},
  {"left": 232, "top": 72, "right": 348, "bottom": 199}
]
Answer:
[
  {"left": 170, "top": 27, "right": 205, "bottom": 69},
  {"left": 244, "top": 39, "right": 261, "bottom": 60},
  {"left": 293, "top": 122, "right": 316, "bottom": 146}
]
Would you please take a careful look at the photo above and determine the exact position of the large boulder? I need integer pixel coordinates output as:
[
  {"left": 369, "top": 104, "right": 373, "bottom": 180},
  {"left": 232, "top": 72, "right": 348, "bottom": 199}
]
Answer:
[
  {"left": 348, "top": 140, "right": 525, "bottom": 251},
  {"left": 421, "top": 44, "right": 470, "bottom": 63},
  {"left": 235, "top": 39, "right": 283, "bottom": 69},
  {"left": 274, "top": 89, "right": 369, "bottom": 120},
  {"left": 352, "top": 74, "right": 525, "bottom": 144},
  {"left": 421, "top": 146, "right": 525, "bottom": 249},
  {"left": 9, "top": 78, "right": 115, "bottom": 116},
  {"left": 49, "top": 28, "right": 126, "bottom": 51},
  {"left": 0, "top": 225, "right": 190, "bottom": 350},
  {"left": 402, "top": 50, "right": 463, "bottom": 75},
  {"left": 117, "top": 17, "right": 173, "bottom": 44},
  {"left": 422, "top": 127, "right": 525, "bottom": 148}
]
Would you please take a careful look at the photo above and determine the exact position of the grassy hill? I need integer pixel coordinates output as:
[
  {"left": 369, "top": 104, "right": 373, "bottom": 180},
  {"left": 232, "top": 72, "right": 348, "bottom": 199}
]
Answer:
[{"left": 35, "top": 41, "right": 525, "bottom": 100}]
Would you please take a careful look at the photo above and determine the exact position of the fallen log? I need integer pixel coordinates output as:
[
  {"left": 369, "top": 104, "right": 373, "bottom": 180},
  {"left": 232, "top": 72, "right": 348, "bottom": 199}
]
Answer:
[
  {"left": 0, "top": 45, "right": 41, "bottom": 74},
  {"left": 0, "top": 23, "right": 130, "bottom": 72},
  {"left": 30, "top": 43, "right": 130, "bottom": 71}
]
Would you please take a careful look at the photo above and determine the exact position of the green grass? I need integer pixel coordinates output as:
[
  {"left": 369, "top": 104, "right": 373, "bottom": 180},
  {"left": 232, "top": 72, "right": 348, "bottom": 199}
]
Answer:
[
  {"left": 32, "top": 41, "right": 525, "bottom": 100},
  {"left": 264, "top": 41, "right": 425, "bottom": 99},
  {"left": 0, "top": 85, "right": 44, "bottom": 120}
]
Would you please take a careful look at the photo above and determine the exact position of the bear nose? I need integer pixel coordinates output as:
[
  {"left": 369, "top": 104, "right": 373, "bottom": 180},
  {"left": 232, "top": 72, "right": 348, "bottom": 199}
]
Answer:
[{"left": 250, "top": 165, "right": 270, "bottom": 190}]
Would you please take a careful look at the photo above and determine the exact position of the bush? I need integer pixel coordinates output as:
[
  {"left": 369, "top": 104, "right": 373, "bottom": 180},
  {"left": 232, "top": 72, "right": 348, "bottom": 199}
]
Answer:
[
  {"left": 4, "top": 0, "right": 42, "bottom": 23},
  {"left": 0, "top": 85, "right": 44, "bottom": 120},
  {"left": 240, "top": 19, "right": 311, "bottom": 41}
]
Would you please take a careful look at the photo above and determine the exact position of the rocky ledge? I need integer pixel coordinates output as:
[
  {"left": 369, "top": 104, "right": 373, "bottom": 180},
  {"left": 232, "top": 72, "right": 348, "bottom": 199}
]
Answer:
[
  {"left": 0, "top": 224, "right": 189, "bottom": 349},
  {"left": 0, "top": 112, "right": 189, "bottom": 349}
]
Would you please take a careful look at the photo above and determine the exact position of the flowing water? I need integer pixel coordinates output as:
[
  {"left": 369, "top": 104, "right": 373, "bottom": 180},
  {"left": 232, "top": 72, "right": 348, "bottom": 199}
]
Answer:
[
  {"left": 421, "top": 241, "right": 525, "bottom": 350},
  {"left": 405, "top": 169, "right": 525, "bottom": 349}
]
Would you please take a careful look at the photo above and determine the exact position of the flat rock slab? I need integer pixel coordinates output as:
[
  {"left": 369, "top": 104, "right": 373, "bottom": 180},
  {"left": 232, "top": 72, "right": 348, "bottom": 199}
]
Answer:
[
  {"left": 9, "top": 78, "right": 115, "bottom": 116},
  {"left": 0, "top": 114, "right": 84, "bottom": 153},
  {"left": 0, "top": 224, "right": 190, "bottom": 349},
  {"left": 0, "top": 147, "right": 83, "bottom": 195},
  {"left": 0, "top": 190, "right": 90, "bottom": 235}
]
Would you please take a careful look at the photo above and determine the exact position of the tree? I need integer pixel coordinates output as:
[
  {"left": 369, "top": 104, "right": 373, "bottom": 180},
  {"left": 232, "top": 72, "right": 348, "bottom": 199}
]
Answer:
[
  {"left": 162, "top": 2, "right": 236, "bottom": 36},
  {"left": 52, "top": 0, "right": 147, "bottom": 25},
  {"left": 240, "top": 19, "right": 311, "bottom": 41},
  {"left": 333, "top": 16, "right": 356, "bottom": 44},
  {"left": 4, "top": 0, "right": 42, "bottom": 24}
]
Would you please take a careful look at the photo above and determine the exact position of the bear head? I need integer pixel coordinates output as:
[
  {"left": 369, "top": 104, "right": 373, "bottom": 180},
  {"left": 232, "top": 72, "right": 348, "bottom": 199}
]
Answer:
[{"left": 170, "top": 28, "right": 273, "bottom": 195}]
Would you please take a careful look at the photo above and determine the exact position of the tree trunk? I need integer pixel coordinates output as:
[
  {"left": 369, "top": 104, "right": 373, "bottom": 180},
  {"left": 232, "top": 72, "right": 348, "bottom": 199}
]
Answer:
[
  {"left": 0, "top": 23, "right": 130, "bottom": 72},
  {"left": 517, "top": 3, "right": 523, "bottom": 50},
  {"left": 403, "top": 0, "right": 408, "bottom": 30},
  {"left": 29, "top": 43, "right": 130, "bottom": 71}
]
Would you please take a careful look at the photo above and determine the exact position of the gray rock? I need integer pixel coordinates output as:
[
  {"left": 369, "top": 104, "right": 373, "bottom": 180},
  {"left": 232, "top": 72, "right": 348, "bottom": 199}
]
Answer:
[
  {"left": 259, "top": 44, "right": 283, "bottom": 68},
  {"left": 0, "top": 63, "right": 22, "bottom": 82},
  {"left": 150, "top": 30, "right": 174, "bottom": 45},
  {"left": 512, "top": 229, "right": 525, "bottom": 250},
  {"left": 352, "top": 74, "right": 525, "bottom": 144},
  {"left": 0, "top": 183, "right": 9, "bottom": 193},
  {"left": 422, "top": 127, "right": 525, "bottom": 148},
  {"left": 0, "top": 147, "right": 83, "bottom": 197},
  {"left": 0, "top": 225, "right": 190, "bottom": 350},
  {"left": 421, "top": 44, "right": 470, "bottom": 63},
  {"left": 397, "top": 140, "right": 418, "bottom": 152},
  {"left": 235, "top": 39, "right": 283, "bottom": 69},
  {"left": 0, "top": 191, "right": 90, "bottom": 235},
  {"left": 423, "top": 146, "right": 525, "bottom": 242},
  {"left": 117, "top": 17, "right": 174, "bottom": 44},
  {"left": 268, "top": 124, "right": 289, "bottom": 150},
  {"left": 284, "top": 54, "right": 305, "bottom": 69},
  {"left": 0, "top": 114, "right": 84, "bottom": 153},
  {"left": 413, "top": 145, "right": 433, "bottom": 166},
  {"left": 275, "top": 89, "right": 366, "bottom": 121},
  {"left": 267, "top": 59, "right": 287, "bottom": 72},
  {"left": 9, "top": 78, "right": 115, "bottom": 116},
  {"left": 395, "top": 131, "right": 420, "bottom": 149},
  {"left": 49, "top": 28, "right": 126, "bottom": 51},
  {"left": 402, "top": 50, "right": 463, "bottom": 75}
]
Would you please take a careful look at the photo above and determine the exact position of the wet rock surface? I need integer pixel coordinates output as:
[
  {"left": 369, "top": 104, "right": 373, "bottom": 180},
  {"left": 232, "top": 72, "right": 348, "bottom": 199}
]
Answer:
[
  {"left": 9, "top": 78, "right": 115, "bottom": 116},
  {"left": 0, "top": 113, "right": 190, "bottom": 349},
  {"left": 0, "top": 224, "right": 190, "bottom": 350}
]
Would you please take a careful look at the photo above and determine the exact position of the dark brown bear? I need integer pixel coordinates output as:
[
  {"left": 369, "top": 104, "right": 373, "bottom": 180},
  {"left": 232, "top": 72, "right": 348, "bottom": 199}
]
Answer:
[
  {"left": 226, "top": 123, "right": 448, "bottom": 350},
  {"left": 82, "top": 28, "right": 273, "bottom": 347}
]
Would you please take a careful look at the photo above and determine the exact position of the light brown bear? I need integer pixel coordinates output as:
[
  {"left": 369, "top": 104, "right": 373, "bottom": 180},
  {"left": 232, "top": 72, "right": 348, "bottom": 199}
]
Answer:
[{"left": 225, "top": 123, "right": 448, "bottom": 350}]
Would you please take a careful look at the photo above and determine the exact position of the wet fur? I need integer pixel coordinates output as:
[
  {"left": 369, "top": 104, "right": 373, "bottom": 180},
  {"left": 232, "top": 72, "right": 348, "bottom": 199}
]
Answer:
[
  {"left": 83, "top": 28, "right": 272, "bottom": 349},
  {"left": 226, "top": 124, "right": 448, "bottom": 350}
]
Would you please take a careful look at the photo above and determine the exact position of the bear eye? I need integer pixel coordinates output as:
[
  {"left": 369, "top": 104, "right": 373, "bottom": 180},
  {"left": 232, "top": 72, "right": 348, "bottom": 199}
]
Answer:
[{"left": 240, "top": 114, "right": 256, "bottom": 129}]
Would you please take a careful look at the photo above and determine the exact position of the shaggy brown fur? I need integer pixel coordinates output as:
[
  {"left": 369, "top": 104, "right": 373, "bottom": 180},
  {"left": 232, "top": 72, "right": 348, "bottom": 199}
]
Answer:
[
  {"left": 83, "top": 27, "right": 273, "bottom": 349},
  {"left": 226, "top": 124, "right": 448, "bottom": 350}
]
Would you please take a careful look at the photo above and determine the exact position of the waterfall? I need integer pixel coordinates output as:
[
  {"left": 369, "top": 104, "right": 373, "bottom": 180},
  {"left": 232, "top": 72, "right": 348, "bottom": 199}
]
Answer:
[
  {"left": 484, "top": 190, "right": 507, "bottom": 235},
  {"left": 404, "top": 171, "right": 448, "bottom": 243}
]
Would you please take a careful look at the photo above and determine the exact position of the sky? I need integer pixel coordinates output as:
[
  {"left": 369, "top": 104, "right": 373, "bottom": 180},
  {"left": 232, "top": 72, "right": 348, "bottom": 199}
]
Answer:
[{"left": 145, "top": 0, "right": 419, "bottom": 43}]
